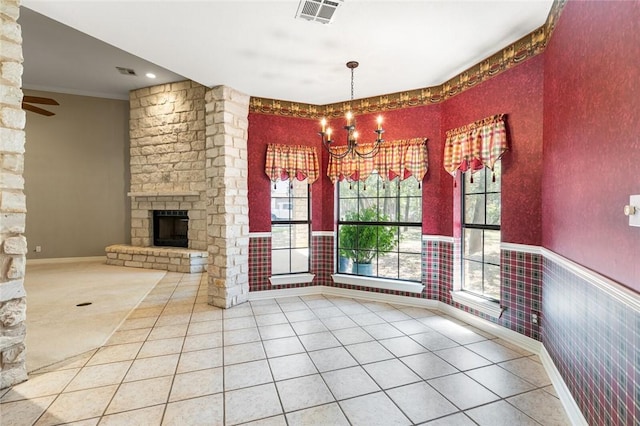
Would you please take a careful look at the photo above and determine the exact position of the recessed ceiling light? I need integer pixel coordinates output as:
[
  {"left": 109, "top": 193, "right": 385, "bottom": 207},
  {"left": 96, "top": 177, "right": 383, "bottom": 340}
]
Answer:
[{"left": 145, "top": 72, "right": 156, "bottom": 79}]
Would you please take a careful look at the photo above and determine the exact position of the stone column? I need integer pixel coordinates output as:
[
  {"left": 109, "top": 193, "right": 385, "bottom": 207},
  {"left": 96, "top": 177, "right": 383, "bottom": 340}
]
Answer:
[
  {"left": 0, "top": 0, "right": 28, "bottom": 389},
  {"left": 205, "top": 86, "right": 250, "bottom": 308}
]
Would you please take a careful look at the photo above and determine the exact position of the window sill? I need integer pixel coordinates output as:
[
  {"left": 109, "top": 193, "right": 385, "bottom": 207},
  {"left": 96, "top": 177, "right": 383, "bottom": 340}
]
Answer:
[
  {"left": 332, "top": 274, "right": 424, "bottom": 294},
  {"left": 450, "top": 291, "right": 503, "bottom": 318},
  {"left": 269, "top": 273, "right": 315, "bottom": 287}
]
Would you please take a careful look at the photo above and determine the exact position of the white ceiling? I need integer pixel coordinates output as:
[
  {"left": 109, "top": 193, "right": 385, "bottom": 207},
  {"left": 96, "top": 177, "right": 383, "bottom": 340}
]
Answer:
[{"left": 20, "top": 0, "right": 554, "bottom": 104}]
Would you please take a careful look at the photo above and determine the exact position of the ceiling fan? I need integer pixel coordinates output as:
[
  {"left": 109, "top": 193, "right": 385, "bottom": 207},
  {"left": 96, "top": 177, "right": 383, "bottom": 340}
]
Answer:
[{"left": 22, "top": 95, "right": 59, "bottom": 116}]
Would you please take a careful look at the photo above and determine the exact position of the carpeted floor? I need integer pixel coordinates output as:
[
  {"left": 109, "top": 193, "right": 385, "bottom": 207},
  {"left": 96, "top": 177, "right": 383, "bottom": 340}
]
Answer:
[{"left": 24, "top": 258, "right": 166, "bottom": 372}]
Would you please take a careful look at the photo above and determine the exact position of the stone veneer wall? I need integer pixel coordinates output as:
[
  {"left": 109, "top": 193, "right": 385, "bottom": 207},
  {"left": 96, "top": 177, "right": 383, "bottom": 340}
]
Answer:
[
  {"left": 0, "top": 0, "right": 28, "bottom": 389},
  {"left": 129, "top": 81, "right": 207, "bottom": 250},
  {"left": 205, "top": 86, "right": 250, "bottom": 308}
]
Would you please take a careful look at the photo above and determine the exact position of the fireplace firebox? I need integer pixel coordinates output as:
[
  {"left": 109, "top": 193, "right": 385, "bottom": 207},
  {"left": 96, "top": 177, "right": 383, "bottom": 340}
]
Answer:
[{"left": 153, "top": 210, "right": 188, "bottom": 248}]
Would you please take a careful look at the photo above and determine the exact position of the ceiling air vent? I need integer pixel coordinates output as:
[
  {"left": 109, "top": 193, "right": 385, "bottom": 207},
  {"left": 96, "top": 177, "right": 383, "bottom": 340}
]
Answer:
[
  {"left": 116, "top": 66, "right": 137, "bottom": 76},
  {"left": 296, "top": 0, "right": 343, "bottom": 24}
]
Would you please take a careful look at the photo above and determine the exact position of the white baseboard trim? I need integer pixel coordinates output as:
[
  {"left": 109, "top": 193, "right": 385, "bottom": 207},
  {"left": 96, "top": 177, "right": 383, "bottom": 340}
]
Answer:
[
  {"left": 539, "top": 345, "right": 588, "bottom": 426},
  {"left": 27, "top": 256, "right": 106, "bottom": 265}
]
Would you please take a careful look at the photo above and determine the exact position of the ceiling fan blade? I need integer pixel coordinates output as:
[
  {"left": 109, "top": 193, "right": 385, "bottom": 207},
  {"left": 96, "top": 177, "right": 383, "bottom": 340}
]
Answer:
[
  {"left": 22, "top": 95, "right": 59, "bottom": 106},
  {"left": 22, "top": 102, "right": 55, "bottom": 116}
]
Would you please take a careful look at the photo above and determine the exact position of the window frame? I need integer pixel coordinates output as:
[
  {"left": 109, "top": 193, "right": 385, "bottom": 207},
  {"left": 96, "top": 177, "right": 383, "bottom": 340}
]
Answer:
[
  {"left": 270, "top": 180, "right": 311, "bottom": 276},
  {"left": 461, "top": 165, "right": 501, "bottom": 302},
  {"left": 336, "top": 171, "right": 422, "bottom": 282}
]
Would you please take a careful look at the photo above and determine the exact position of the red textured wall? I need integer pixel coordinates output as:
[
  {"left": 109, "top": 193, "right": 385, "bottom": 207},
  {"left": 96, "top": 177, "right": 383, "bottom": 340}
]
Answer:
[
  {"left": 542, "top": 1, "right": 640, "bottom": 291},
  {"left": 442, "top": 55, "right": 545, "bottom": 245}
]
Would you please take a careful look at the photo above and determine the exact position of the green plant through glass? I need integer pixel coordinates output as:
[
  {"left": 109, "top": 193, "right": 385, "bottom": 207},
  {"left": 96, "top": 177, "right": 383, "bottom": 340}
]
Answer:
[{"left": 339, "top": 207, "right": 397, "bottom": 264}]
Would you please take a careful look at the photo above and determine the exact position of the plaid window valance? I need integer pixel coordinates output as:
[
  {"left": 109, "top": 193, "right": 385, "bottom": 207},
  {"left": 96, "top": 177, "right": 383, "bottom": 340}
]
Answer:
[
  {"left": 265, "top": 144, "right": 319, "bottom": 185},
  {"left": 327, "top": 138, "right": 428, "bottom": 185},
  {"left": 443, "top": 114, "right": 508, "bottom": 178}
]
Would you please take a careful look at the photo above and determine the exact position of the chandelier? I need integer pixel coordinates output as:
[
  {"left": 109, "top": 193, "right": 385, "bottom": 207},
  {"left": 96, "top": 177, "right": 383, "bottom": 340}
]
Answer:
[{"left": 319, "top": 61, "right": 384, "bottom": 159}]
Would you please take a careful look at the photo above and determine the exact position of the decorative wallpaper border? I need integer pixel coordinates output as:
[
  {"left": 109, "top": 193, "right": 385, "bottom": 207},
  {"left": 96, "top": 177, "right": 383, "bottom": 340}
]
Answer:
[{"left": 249, "top": 0, "right": 566, "bottom": 118}]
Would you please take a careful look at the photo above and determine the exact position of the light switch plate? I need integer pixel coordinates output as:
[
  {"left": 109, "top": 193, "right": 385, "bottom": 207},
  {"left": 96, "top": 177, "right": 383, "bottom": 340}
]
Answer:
[{"left": 630, "top": 195, "right": 640, "bottom": 227}]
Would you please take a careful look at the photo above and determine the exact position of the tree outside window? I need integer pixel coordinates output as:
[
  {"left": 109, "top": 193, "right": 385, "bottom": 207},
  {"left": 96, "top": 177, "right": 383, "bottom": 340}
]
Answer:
[{"left": 271, "top": 179, "right": 310, "bottom": 275}]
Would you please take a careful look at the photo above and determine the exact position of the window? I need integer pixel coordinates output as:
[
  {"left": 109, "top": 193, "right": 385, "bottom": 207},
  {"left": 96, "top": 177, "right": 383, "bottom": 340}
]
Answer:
[
  {"left": 271, "top": 179, "right": 310, "bottom": 275},
  {"left": 462, "top": 162, "right": 501, "bottom": 300},
  {"left": 337, "top": 172, "right": 422, "bottom": 281}
]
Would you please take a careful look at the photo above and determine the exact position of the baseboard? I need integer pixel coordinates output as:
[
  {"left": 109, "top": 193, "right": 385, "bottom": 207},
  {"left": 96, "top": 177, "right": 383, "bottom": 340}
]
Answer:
[
  {"left": 27, "top": 256, "right": 106, "bottom": 265},
  {"left": 539, "top": 345, "right": 588, "bottom": 425}
]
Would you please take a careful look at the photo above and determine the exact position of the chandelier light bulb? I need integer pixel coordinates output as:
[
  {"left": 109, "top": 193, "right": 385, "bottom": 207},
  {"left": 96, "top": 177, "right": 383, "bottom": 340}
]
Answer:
[
  {"left": 321, "top": 118, "right": 327, "bottom": 133},
  {"left": 346, "top": 111, "right": 353, "bottom": 126},
  {"left": 377, "top": 115, "right": 383, "bottom": 130}
]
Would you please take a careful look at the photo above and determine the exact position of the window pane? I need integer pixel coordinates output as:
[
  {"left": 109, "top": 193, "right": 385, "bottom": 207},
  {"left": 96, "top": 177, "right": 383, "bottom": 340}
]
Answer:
[
  {"left": 464, "top": 194, "right": 485, "bottom": 225},
  {"left": 464, "top": 260, "right": 483, "bottom": 295},
  {"left": 290, "top": 248, "right": 309, "bottom": 273},
  {"left": 464, "top": 228, "right": 483, "bottom": 262},
  {"left": 385, "top": 177, "right": 400, "bottom": 197},
  {"left": 339, "top": 198, "right": 357, "bottom": 221},
  {"left": 399, "top": 197, "right": 422, "bottom": 222},
  {"left": 379, "top": 198, "right": 397, "bottom": 222},
  {"left": 402, "top": 178, "right": 422, "bottom": 197},
  {"left": 339, "top": 180, "right": 358, "bottom": 198},
  {"left": 399, "top": 226, "right": 421, "bottom": 252},
  {"left": 291, "top": 224, "right": 309, "bottom": 249},
  {"left": 465, "top": 169, "right": 486, "bottom": 193},
  {"left": 484, "top": 230, "right": 501, "bottom": 265},
  {"left": 486, "top": 194, "right": 500, "bottom": 225},
  {"left": 377, "top": 251, "right": 398, "bottom": 279},
  {"left": 484, "top": 264, "right": 501, "bottom": 300},
  {"left": 486, "top": 161, "right": 501, "bottom": 193},
  {"left": 361, "top": 173, "right": 380, "bottom": 195},
  {"left": 272, "top": 249, "right": 290, "bottom": 275},
  {"left": 271, "top": 225, "right": 290, "bottom": 249},
  {"left": 399, "top": 253, "right": 421, "bottom": 282}
]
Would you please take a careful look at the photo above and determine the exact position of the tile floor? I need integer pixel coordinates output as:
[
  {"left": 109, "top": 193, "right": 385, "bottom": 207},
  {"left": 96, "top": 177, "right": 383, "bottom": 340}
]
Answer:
[{"left": 0, "top": 272, "right": 571, "bottom": 425}]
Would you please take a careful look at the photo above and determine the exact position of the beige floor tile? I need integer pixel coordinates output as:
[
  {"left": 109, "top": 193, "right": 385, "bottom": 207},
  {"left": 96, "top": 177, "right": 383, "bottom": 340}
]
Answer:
[
  {"left": 309, "top": 347, "right": 358, "bottom": 372},
  {"left": 65, "top": 361, "right": 131, "bottom": 392},
  {"left": 98, "top": 405, "right": 165, "bottom": 425},
  {"left": 224, "top": 383, "right": 283, "bottom": 424},
  {"left": 387, "top": 382, "right": 457, "bottom": 423},
  {"left": 242, "top": 415, "right": 287, "bottom": 425},
  {"left": 424, "top": 412, "right": 476, "bottom": 425},
  {"left": 30, "top": 350, "right": 95, "bottom": 375},
  {"left": 86, "top": 342, "right": 143, "bottom": 366},
  {"left": 331, "top": 327, "right": 374, "bottom": 345},
  {"left": 183, "top": 332, "right": 222, "bottom": 351},
  {"left": 465, "top": 365, "right": 537, "bottom": 398},
  {"left": 322, "top": 366, "right": 380, "bottom": 400},
  {"left": 500, "top": 357, "right": 552, "bottom": 387},
  {"left": 162, "top": 393, "right": 223, "bottom": 425},
  {"left": 298, "top": 331, "right": 341, "bottom": 351},
  {"left": 286, "top": 402, "right": 349, "bottom": 426},
  {"left": 284, "top": 309, "right": 317, "bottom": 322},
  {"left": 428, "top": 373, "right": 499, "bottom": 410},
  {"left": 337, "top": 303, "right": 370, "bottom": 315},
  {"left": 465, "top": 339, "right": 523, "bottom": 363},
  {"left": 258, "top": 323, "right": 296, "bottom": 340},
  {"left": 138, "top": 337, "right": 185, "bottom": 358},
  {"left": 105, "top": 376, "right": 172, "bottom": 414},
  {"left": 105, "top": 328, "right": 151, "bottom": 346},
  {"left": 339, "top": 392, "right": 411, "bottom": 426},
  {"left": 254, "top": 312, "right": 288, "bottom": 326},
  {"left": 311, "top": 306, "right": 343, "bottom": 318},
  {"left": 123, "top": 354, "right": 179, "bottom": 382},
  {"left": 128, "top": 306, "right": 163, "bottom": 319},
  {"left": 362, "top": 323, "right": 404, "bottom": 340},
  {"left": 1, "top": 368, "right": 79, "bottom": 402},
  {"left": 263, "top": 336, "right": 305, "bottom": 358},
  {"left": 65, "top": 417, "right": 99, "bottom": 425},
  {"left": 345, "top": 341, "right": 394, "bottom": 364},
  {"left": 251, "top": 304, "right": 284, "bottom": 316},
  {"left": 118, "top": 316, "right": 157, "bottom": 331},
  {"left": 290, "top": 319, "right": 328, "bottom": 335},
  {"left": 169, "top": 367, "right": 223, "bottom": 402},
  {"left": 223, "top": 316, "right": 257, "bottom": 331},
  {"left": 466, "top": 400, "right": 539, "bottom": 426},
  {"left": 432, "top": 323, "right": 487, "bottom": 345},
  {"left": 223, "top": 305, "right": 254, "bottom": 319},
  {"left": 269, "top": 353, "right": 317, "bottom": 381},
  {"left": 0, "top": 396, "right": 56, "bottom": 426},
  {"left": 155, "top": 313, "right": 192, "bottom": 327},
  {"left": 276, "top": 374, "right": 334, "bottom": 412},
  {"left": 410, "top": 330, "right": 459, "bottom": 351},
  {"left": 176, "top": 347, "right": 223, "bottom": 373},
  {"left": 508, "top": 389, "right": 572, "bottom": 425},
  {"left": 147, "top": 323, "right": 189, "bottom": 341},
  {"left": 320, "top": 315, "right": 358, "bottom": 330},
  {"left": 433, "top": 346, "right": 492, "bottom": 371},
  {"left": 379, "top": 336, "right": 429, "bottom": 357},
  {"left": 359, "top": 301, "right": 395, "bottom": 312},
  {"left": 224, "top": 341, "right": 266, "bottom": 365},
  {"left": 224, "top": 359, "right": 273, "bottom": 390},
  {"left": 349, "top": 312, "right": 385, "bottom": 326},
  {"left": 190, "top": 308, "right": 223, "bottom": 322},
  {"left": 363, "top": 359, "right": 421, "bottom": 389},
  {"left": 398, "top": 306, "right": 436, "bottom": 319},
  {"left": 35, "top": 385, "right": 118, "bottom": 425},
  {"left": 390, "top": 318, "right": 432, "bottom": 335},
  {"left": 187, "top": 319, "right": 223, "bottom": 336},
  {"left": 373, "top": 309, "right": 412, "bottom": 322}
]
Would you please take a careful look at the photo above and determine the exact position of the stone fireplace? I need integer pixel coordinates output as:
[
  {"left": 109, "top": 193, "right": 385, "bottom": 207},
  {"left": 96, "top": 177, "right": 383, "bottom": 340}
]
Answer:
[{"left": 153, "top": 210, "right": 188, "bottom": 247}]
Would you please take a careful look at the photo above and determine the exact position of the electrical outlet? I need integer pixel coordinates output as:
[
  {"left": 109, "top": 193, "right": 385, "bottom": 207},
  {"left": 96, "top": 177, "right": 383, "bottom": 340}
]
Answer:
[
  {"left": 35, "top": 245, "right": 42, "bottom": 253},
  {"left": 531, "top": 312, "right": 539, "bottom": 325}
]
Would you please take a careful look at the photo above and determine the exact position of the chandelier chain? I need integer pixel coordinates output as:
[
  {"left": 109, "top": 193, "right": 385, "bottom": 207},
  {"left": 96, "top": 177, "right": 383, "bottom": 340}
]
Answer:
[{"left": 351, "top": 67, "right": 355, "bottom": 101}]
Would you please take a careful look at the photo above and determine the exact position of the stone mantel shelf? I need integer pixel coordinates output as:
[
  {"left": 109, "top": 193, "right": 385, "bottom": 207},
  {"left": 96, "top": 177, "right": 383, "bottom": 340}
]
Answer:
[{"left": 127, "top": 191, "right": 200, "bottom": 197}]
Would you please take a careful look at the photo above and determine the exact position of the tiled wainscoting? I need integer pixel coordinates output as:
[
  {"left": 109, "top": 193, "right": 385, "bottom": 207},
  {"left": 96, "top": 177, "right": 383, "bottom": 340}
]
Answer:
[
  {"left": 543, "top": 252, "right": 639, "bottom": 426},
  {"left": 248, "top": 232, "right": 639, "bottom": 424}
]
